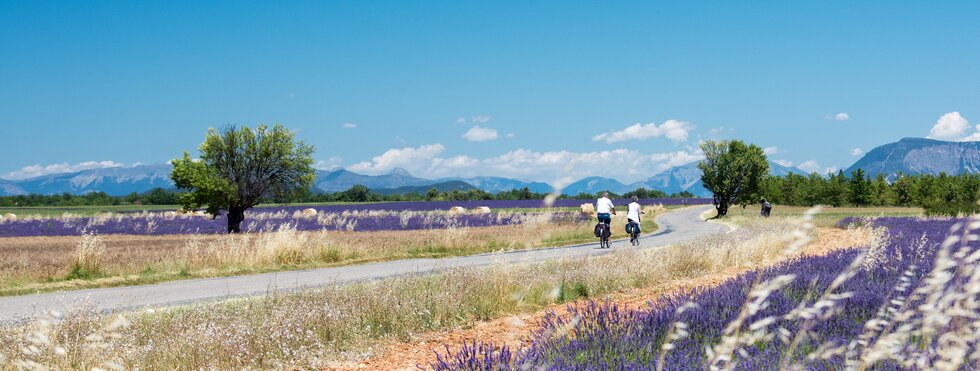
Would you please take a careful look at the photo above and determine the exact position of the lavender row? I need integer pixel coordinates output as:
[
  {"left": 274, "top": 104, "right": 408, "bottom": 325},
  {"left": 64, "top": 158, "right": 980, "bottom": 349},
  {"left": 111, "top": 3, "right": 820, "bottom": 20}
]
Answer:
[
  {"left": 249, "top": 198, "right": 710, "bottom": 214},
  {"left": 0, "top": 211, "right": 590, "bottom": 237},
  {"left": 433, "top": 217, "right": 975, "bottom": 369}
]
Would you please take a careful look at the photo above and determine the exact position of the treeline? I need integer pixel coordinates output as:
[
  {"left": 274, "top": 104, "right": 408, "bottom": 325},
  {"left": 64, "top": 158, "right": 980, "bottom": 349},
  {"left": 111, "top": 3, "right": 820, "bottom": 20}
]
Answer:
[
  {"left": 761, "top": 170, "right": 980, "bottom": 215},
  {"left": 0, "top": 185, "right": 699, "bottom": 207},
  {"left": 298, "top": 185, "right": 697, "bottom": 203},
  {"left": 0, "top": 188, "right": 181, "bottom": 207}
]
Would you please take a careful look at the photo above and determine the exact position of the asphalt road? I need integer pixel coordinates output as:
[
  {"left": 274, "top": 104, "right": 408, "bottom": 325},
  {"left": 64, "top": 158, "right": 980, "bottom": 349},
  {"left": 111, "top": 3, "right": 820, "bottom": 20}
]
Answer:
[{"left": 0, "top": 205, "right": 726, "bottom": 322}]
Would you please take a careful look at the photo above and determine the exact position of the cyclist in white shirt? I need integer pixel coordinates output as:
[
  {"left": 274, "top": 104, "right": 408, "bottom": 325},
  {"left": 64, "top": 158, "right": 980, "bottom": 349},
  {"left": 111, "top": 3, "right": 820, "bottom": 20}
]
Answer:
[
  {"left": 596, "top": 191, "right": 615, "bottom": 225},
  {"left": 627, "top": 196, "right": 643, "bottom": 233}
]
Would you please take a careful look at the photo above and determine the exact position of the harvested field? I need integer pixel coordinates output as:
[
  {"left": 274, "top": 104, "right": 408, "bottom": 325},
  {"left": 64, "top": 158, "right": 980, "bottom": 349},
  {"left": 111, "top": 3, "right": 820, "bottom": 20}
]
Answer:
[{"left": 0, "top": 211, "right": 658, "bottom": 295}]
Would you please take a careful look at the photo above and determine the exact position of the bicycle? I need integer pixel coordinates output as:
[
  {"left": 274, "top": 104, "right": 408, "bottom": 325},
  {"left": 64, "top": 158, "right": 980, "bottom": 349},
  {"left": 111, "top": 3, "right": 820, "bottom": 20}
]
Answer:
[
  {"left": 598, "top": 222, "right": 611, "bottom": 249},
  {"left": 627, "top": 221, "right": 640, "bottom": 246}
]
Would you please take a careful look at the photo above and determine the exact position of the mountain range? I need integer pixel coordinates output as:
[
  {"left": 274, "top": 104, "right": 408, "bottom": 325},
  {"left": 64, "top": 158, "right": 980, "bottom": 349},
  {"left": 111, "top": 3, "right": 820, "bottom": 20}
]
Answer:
[
  {"left": 557, "top": 161, "right": 807, "bottom": 197},
  {"left": 1, "top": 137, "right": 976, "bottom": 197},
  {"left": 845, "top": 137, "right": 980, "bottom": 181}
]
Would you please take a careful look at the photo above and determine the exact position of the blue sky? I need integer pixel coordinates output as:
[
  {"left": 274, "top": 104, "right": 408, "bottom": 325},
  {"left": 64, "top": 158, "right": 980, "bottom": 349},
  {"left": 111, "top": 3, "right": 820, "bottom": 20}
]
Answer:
[{"left": 2, "top": 1, "right": 978, "bottom": 184}]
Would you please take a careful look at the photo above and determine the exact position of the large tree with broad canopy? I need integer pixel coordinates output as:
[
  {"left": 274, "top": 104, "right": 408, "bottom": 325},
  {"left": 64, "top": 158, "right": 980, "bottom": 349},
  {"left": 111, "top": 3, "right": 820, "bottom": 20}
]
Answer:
[{"left": 170, "top": 124, "right": 315, "bottom": 233}]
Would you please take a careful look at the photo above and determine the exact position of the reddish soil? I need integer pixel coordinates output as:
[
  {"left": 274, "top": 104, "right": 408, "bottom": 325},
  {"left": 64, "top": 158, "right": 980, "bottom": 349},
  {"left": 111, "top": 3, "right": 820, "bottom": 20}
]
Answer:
[{"left": 333, "top": 227, "right": 871, "bottom": 370}]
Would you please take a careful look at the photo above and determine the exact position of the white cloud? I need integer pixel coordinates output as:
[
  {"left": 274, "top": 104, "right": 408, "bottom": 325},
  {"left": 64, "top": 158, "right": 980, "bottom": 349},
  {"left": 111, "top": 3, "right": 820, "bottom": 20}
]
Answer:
[
  {"left": 592, "top": 119, "right": 693, "bottom": 143},
  {"left": 964, "top": 126, "right": 980, "bottom": 141},
  {"left": 773, "top": 159, "right": 794, "bottom": 167},
  {"left": 831, "top": 113, "right": 850, "bottom": 121},
  {"left": 506, "top": 133, "right": 515, "bottom": 138},
  {"left": 347, "top": 144, "right": 446, "bottom": 174},
  {"left": 342, "top": 122, "right": 357, "bottom": 129},
  {"left": 3, "top": 161, "right": 125, "bottom": 180},
  {"left": 462, "top": 125, "right": 499, "bottom": 142},
  {"left": 926, "top": 112, "right": 980, "bottom": 141},
  {"left": 346, "top": 144, "right": 705, "bottom": 185},
  {"left": 454, "top": 117, "right": 467, "bottom": 124},
  {"left": 707, "top": 127, "right": 728, "bottom": 135},
  {"left": 850, "top": 148, "right": 864, "bottom": 156},
  {"left": 471, "top": 115, "right": 491, "bottom": 124},
  {"left": 797, "top": 160, "right": 822, "bottom": 173},
  {"left": 314, "top": 157, "right": 343, "bottom": 171},
  {"left": 797, "top": 160, "right": 838, "bottom": 174},
  {"left": 763, "top": 146, "right": 784, "bottom": 155}
]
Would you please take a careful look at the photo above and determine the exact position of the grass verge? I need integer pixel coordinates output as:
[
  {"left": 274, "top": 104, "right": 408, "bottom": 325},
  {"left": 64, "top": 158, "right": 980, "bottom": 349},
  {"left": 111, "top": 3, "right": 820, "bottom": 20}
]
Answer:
[
  {"left": 0, "top": 215, "right": 845, "bottom": 369},
  {"left": 704, "top": 205, "right": 923, "bottom": 227},
  {"left": 0, "top": 210, "right": 663, "bottom": 296}
]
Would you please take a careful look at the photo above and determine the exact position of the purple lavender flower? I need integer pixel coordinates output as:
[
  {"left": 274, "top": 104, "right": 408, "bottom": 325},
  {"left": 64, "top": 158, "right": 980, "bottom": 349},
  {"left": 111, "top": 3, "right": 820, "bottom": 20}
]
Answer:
[{"left": 432, "top": 217, "right": 976, "bottom": 370}]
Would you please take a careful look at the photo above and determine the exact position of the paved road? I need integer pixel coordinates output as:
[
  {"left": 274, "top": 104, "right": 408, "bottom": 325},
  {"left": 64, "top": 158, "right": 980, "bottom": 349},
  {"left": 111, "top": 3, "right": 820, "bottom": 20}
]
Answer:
[{"left": 0, "top": 205, "right": 726, "bottom": 322}]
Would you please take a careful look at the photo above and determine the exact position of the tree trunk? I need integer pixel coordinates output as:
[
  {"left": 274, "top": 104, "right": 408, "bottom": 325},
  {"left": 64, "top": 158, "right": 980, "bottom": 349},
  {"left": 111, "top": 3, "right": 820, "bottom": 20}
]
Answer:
[
  {"left": 227, "top": 206, "right": 245, "bottom": 234},
  {"left": 715, "top": 201, "right": 729, "bottom": 217}
]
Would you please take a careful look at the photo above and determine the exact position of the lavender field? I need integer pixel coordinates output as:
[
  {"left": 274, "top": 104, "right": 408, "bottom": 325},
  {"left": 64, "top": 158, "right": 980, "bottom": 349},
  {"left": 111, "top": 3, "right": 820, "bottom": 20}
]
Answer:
[
  {"left": 0, "top": 198, "right": 703, "bottom": 237},
  {"left": 434, "top": 217, "right": 980, "bottom": 370}
]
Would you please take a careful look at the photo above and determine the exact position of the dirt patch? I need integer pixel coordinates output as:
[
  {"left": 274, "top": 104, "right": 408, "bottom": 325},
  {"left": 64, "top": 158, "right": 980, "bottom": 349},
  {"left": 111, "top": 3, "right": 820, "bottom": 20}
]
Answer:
[{"left": 344, "top": 227, "right": 872, "bottom": 370}]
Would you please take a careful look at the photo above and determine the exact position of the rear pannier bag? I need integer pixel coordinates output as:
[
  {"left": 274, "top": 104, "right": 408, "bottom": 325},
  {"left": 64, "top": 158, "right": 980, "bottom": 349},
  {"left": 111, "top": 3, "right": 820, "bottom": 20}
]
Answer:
[
  {"left": 594, "top": 223, "right": 604, "bottom": 237},
  {"left": 626, "top": 221, "right": 640, "bottom": 234}
]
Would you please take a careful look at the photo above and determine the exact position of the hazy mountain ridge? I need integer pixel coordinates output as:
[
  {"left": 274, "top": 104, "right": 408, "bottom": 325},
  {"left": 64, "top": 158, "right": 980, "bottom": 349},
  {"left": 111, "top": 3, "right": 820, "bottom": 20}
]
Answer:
[
  {"left": 314, "top": 168, "right": 433, "bottom": 193},
  {"left": 373, "top": 181, "right": 476, "bottom": 196},
  {"left": 846, "top": 137, "right": 980, "bottom": 180},
  {"left": 2, "top": 137, "right": 975, "bottom": 197},
  {"left": 438, "top": 176, "right": 554, "bottom": 194},
  {"left": 2, "top": 164, "right": 173, "bottom": 196}
]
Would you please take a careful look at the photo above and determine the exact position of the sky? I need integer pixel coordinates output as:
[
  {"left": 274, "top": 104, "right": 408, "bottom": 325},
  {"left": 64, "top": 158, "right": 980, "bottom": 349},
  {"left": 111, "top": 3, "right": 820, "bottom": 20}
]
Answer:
[{"left": 2, "top": 1, "right": 979, "bottom": 185}]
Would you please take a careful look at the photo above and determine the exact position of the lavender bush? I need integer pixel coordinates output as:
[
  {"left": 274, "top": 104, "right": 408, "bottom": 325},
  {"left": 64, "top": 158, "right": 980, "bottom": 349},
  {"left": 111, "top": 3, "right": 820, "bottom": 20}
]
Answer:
[
  {"left": 433, "top": 217, "right": 980, "bottom": 370},
  {"left": 0, "top": 198, "right": 702, "bottom": 237},
  {"left": 250, "top": 198, "right": 709, "bottom": 213},
  {"left": 0, "top": 211, "right": 589, "bottom": 237}
]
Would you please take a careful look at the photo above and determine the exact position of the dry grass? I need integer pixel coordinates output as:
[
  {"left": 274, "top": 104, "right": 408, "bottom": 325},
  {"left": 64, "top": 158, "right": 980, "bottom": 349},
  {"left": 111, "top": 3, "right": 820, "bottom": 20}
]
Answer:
[
  {"left": 0, "top": 212, "right": 659, "bottom": 296},
  {"left": 0, "top": 217, "right": 818, "bottom": 369},
  {"left": 356, "top": 226, "right": 874, "bottom": 370},
  {"left": 708, "top": 205, "right": 924, "bottom": 228}
]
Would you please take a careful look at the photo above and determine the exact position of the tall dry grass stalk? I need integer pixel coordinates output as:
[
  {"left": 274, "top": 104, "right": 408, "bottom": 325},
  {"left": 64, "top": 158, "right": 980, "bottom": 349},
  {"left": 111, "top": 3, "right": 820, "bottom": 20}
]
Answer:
[
  {"left": 2, "top": 214, "right": 617, "bottom": 295},
  {"left": 0, "top": 218, "right": 813, "bottom": 369},
  {"left": 693, "top": 212, "right": 980, "bottom": 371},
  {"left": 68, "top": 231, "right": 107, "bottom": 278}
]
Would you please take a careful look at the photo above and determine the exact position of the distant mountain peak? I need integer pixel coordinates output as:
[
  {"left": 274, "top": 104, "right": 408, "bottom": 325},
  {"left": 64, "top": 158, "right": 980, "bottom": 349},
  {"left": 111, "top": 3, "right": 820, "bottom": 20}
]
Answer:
[
  {"left": 846, "top": 137, "right": 980, "bottom": 180},
  {"left": 386, "top": 167, "right": 413, "bottom": 177}
]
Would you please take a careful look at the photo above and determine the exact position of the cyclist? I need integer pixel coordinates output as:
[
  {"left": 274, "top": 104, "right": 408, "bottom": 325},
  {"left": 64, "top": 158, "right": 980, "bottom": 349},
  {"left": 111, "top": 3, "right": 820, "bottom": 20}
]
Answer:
[
  {"left": 760, "top": 198, "right": 772, "bottom": 217},
  {"left": 596, "top": 191, "right": 615, "bottom": 248},
  {"left": 596, "top": 191, "right": 615, "bottom": 224},
  {"left": 626, "top": 196, "right": 643, "bottom": 244}
]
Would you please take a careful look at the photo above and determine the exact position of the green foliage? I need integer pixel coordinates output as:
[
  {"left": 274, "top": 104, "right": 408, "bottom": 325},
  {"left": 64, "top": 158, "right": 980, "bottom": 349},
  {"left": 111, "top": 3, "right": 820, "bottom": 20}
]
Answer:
[
  {"left": 698, "top": 140, "right": 770, "bottom": 216},
  {"left": 557, "top": 281, "right": 590, "bottom": 303},
  {"left": 760, "top": 170, "right": 980, "bottom": 216},
  {"left": 847, "top": 168, "right": 872, "bottom": 206},
  {"left": 0, "top": 188, "right": 181, "bottom": 207},
  {"left": 64, "top": 263, "right": 101, "bottom": 281},
  {"left": 623, "top": 188, "right": 668, "bottom": 199},
  {"left": 171, "top": 124, "right": 315, "bottom": 233}
]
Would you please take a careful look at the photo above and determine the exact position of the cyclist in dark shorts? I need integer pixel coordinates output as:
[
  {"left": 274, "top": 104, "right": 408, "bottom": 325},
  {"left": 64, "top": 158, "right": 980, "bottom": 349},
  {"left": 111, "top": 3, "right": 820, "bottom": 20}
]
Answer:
[{"left": 596, "top": 191, "right": 616, "bottom": 224}]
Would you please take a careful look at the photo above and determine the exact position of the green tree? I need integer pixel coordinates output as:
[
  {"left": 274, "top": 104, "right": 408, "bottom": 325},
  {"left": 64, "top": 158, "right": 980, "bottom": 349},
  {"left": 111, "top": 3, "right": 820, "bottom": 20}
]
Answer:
[
  {"left": 892, "top": 173, "right": 915, "bottom": 206},
  {"left": 171, "top": 124, "right": 315, "bottom": 233},
  {"left": 698, "top": 140, "right": 769, "bottom": 217},
  {"left": 848, "top": 168, "right": 873, "bottom": 206},
  {"left": 338, "top": 185, "right": 372, "bottom": 202},
  {"left": 824, "top": 170, "right": 848, "bottom": 207},
  {"left": 871, "top": 173, "right": 892, "bottom": 206}
]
